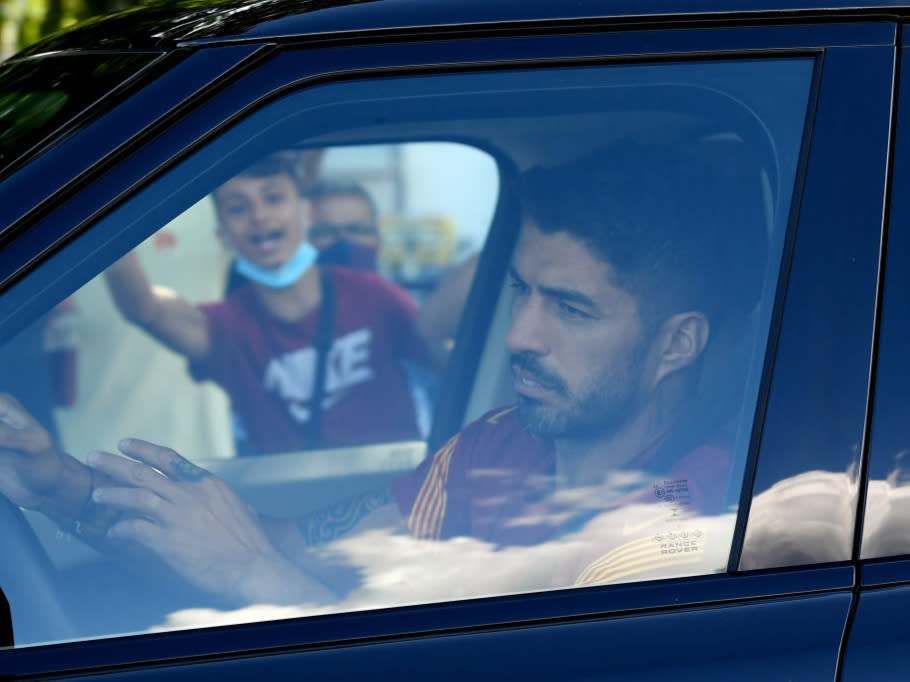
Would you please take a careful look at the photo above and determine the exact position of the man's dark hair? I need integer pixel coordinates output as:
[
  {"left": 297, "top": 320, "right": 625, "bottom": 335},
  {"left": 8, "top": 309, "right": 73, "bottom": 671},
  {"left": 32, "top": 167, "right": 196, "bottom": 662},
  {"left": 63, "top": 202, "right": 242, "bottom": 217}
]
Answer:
[
  {"left": 305, "top": 178, "right": 379, "bottom": 225},
  {"left": 520, "top": 140, "right": 770, "bottom": 333}
]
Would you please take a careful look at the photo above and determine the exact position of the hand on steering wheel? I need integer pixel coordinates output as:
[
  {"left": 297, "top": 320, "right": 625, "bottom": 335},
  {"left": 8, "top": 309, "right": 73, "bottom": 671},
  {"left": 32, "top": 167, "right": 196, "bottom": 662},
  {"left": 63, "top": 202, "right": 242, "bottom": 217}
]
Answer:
[
  {"left": 87, "top": 439, "right": 317, "bottom": 605},
  {"left": 0, "top": 393, "right": 74, "bottom": 517}
]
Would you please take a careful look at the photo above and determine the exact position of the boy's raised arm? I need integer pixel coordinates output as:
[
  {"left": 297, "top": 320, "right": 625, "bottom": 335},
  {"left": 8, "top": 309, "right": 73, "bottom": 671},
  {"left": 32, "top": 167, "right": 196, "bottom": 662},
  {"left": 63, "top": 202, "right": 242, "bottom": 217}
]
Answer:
[{"left": 104, "top": 251, "right": 211, "bottom": 361}]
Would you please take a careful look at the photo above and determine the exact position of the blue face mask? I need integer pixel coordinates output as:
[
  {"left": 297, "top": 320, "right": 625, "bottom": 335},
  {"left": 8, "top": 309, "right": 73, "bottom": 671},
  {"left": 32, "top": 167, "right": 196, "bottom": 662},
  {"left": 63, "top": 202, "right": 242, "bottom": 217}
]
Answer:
[{"left": 234, "top": 242, "right": 319, "bottom": 289}]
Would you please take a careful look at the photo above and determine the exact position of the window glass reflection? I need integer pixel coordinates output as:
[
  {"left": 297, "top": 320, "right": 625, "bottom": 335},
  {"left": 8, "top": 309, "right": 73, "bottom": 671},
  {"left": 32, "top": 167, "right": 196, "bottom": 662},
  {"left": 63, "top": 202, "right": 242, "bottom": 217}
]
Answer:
[{"left": 0, "top": 57, "right": 811, "bottom": 647}]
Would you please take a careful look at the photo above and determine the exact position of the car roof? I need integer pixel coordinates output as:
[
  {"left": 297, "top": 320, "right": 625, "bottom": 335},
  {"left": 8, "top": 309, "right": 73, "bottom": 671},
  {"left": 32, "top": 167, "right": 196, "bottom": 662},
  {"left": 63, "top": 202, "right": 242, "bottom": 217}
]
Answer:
[{"left": 11, "top": 0, "right": 910, "bottom": 58}]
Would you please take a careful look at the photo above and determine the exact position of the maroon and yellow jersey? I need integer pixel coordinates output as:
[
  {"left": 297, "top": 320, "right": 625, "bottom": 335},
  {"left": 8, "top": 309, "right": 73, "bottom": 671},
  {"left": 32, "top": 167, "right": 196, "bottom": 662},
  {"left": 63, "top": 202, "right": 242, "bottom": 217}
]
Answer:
[{"left": 392, "top": 406, "right": 733, "bottom": 585}]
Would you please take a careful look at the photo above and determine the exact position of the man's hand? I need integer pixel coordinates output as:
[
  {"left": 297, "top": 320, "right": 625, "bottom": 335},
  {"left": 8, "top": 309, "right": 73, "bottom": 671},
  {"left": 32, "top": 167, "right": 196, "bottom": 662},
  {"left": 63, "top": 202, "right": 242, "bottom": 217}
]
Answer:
[
  {"left": 0, "top": 393, "right": 68, "bottom": 512},
  {"left": 87, "top": 439, "right": 336, "bottom": 605}
]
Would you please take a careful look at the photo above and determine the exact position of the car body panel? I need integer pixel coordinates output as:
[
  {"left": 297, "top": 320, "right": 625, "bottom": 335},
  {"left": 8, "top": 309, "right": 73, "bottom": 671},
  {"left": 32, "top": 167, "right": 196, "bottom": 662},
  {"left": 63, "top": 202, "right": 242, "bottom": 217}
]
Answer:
[
  {"left": 1, "top": 566, "right": 855, "bottom": 677},
  {"left": 0, "top": 44, "right": 265, "bottom": 247},
  {"left": 841, "top": 585, "right": 910, "bottom": 680},
  {"left": 39, "top": 593, "right": 853, "bottom": 682},
  {"left": 9, "top": 0, "right": 910, "bottom": 55}
]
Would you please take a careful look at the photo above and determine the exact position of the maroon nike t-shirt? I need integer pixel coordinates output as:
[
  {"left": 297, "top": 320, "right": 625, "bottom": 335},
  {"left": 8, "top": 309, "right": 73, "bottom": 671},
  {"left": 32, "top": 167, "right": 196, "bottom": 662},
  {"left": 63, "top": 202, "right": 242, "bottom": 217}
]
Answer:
[{"left": 190, "top": 267, "right": 429, "bottom": 454}]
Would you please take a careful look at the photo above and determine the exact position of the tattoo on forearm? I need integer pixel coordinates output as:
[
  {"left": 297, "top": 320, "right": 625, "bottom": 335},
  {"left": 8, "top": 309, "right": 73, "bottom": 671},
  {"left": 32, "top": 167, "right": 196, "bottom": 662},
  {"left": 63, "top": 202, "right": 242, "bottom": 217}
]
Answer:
[{"left": 299, "top": 488, "right": 393, "bottom": 547}]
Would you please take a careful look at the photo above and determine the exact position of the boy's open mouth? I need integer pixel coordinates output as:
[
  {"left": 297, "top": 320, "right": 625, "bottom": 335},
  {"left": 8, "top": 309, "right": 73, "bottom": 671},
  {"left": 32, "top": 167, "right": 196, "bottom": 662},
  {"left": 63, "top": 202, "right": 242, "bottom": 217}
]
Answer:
[{"left": 248, "top": 229, "right": 286, "bottom": 256}]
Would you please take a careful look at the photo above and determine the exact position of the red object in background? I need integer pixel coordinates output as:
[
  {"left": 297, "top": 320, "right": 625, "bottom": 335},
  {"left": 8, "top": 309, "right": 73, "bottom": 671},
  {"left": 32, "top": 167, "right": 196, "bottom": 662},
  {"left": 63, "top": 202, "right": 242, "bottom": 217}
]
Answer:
[
  {"left": 153, "top": 229, "right": 177, "bottom": 250},
  {"left": 44, "top": 298, "right": 79, "bottom": 407}
]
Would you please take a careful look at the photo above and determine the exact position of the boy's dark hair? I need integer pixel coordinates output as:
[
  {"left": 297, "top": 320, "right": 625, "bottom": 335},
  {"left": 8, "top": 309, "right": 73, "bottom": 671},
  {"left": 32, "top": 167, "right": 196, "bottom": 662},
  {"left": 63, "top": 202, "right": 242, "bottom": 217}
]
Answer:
[
  {"left": 305, "top": 178, "right": 379, "bottom": 225},
  {"left": 520, "top": 140, "right": 770, "bottom": 333},
  {"left": 233, "top": 152, "right": 303, "bottom": 192}
]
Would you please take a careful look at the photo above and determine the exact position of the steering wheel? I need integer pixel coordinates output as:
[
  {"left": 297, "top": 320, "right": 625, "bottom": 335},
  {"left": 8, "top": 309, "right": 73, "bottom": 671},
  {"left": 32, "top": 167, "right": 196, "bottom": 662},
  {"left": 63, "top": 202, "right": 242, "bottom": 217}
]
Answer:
[{"left": 0, "top": 496, "right": 77, "bottom": 646}]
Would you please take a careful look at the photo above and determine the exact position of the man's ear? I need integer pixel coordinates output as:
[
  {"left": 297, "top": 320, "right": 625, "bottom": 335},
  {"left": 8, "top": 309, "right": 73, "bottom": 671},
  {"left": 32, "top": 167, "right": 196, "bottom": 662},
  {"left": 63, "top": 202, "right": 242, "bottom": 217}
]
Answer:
[{"left": 652, "top": 311, "right": 710, "bottom": 387}]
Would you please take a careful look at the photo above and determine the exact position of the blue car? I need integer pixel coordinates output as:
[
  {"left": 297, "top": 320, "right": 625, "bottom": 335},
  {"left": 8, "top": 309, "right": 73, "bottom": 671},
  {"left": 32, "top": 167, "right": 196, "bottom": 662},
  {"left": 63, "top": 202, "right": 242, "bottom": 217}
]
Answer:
[{"left": 1, "top": 1, "right": 909, "bottom": 679}]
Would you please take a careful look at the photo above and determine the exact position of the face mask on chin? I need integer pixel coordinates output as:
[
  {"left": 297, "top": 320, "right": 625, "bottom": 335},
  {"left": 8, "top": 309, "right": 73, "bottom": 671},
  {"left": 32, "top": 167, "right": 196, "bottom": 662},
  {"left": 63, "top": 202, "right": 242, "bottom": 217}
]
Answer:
[
  {"left": 317, "top": 239, "right": 379, "bottom": 271},
  {"left": 233, "top": 242, "right": 319, "bottom": 289}
]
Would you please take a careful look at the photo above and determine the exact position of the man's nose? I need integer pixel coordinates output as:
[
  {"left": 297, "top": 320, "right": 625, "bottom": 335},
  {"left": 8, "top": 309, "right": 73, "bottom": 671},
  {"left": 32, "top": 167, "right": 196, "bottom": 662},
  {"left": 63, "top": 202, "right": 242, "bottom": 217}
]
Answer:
[{"left": 506, "top": 298, "right": 549, "bottom": 356}]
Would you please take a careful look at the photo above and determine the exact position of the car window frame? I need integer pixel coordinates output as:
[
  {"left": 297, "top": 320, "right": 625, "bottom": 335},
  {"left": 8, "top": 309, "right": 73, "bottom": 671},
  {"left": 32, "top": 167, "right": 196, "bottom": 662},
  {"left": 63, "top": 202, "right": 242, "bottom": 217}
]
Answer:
[
  {"left": 734, "top": 42, "right": 895, "bottom": 575},
  {"left": 858, "top": 39, "right": 910, "bottom": 583}
]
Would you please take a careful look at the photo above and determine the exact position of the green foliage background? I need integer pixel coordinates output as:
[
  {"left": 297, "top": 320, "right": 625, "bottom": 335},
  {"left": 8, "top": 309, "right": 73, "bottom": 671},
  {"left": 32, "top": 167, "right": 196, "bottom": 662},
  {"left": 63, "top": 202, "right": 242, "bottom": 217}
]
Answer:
[{"left": 0, "top": 0, "right": 141, "bottom": 57}]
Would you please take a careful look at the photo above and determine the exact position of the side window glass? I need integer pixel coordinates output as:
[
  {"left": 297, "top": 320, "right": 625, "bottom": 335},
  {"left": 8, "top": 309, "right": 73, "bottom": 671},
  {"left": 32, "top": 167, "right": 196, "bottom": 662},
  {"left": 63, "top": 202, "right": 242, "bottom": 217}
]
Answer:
[
  {"left": 861, "top": 68, "right": 910, "bottom": 561},
  {"left": 56, "top": 142, "right": 495, "bottom": 461},
  {"left": 0, "top": 57, "right": 811, "bottom": 648}
]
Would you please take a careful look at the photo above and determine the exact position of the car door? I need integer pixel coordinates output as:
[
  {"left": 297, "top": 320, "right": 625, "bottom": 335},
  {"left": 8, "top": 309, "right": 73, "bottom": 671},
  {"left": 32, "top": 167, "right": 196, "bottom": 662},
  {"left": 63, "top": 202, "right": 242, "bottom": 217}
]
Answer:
[
  {"left": 0, "top": 17, "right": 895, "bottom": 681},
  {"left": 841, "top": 25, "right": 910, "bottom": 681}
]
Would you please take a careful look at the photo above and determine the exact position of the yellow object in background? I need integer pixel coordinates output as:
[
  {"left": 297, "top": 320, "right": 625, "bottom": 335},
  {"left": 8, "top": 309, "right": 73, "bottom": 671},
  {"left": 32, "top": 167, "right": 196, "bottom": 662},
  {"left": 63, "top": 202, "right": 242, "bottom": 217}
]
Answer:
[{"left": 380, "top": 215, "right": 458, "bottom": 285}]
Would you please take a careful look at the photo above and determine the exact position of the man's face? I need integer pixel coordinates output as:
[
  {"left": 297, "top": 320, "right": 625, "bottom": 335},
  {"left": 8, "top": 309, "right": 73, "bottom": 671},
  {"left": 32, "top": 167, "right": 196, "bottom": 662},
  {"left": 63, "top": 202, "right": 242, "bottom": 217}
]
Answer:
[
  {"left": 308, "top": 193, "right": 380, "bottom": 252},
  {"left": 214, "top": 173, "right": 305, "bottom": 268},
  {"left": 506, "top": 223, "right": 655, "bottom": 440}
]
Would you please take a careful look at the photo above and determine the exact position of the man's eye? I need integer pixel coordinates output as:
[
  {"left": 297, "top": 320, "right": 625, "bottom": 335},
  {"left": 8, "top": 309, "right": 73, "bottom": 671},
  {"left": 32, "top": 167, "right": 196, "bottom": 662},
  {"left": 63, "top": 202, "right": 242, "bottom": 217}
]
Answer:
[
  {"left": 265, "top": 192, "right": 287, "bottom": 204},
  {"left": 508, "top": 279, "right": 528, "bottom": 295},
  {"left": 558, "top": 301, "right": 590, "bottom": 319}
]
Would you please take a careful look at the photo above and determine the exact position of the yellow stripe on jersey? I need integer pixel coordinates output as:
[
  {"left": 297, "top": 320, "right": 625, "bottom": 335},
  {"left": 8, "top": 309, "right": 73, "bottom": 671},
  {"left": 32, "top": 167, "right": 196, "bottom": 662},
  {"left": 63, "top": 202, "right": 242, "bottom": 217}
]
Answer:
[
  {"left": 408, "top": 407, "right": 516, "bottom": 539},
  {"left": 575, "top": 529, "right": 705, "bottom": 586},
  {"left": 408, "top": 434, "right": 460, "bottom": 539},
  {"left": 486, "top": 406, "right": 517, "bottom": 424}
]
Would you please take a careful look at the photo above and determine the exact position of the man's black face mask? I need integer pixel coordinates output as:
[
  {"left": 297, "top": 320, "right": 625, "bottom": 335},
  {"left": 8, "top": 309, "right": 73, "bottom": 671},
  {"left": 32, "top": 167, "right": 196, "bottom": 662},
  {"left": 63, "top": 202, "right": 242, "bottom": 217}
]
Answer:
[{"left": 317, "top": 239, "right": 379, "bottom": 271}]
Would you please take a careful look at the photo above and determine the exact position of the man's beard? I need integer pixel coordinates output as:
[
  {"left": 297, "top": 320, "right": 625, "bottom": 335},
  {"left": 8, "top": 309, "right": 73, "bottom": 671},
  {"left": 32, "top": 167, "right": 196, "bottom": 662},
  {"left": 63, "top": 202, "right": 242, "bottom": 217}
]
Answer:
[{"left": 513, "top": 346, "right": 648, "bottom": 441}]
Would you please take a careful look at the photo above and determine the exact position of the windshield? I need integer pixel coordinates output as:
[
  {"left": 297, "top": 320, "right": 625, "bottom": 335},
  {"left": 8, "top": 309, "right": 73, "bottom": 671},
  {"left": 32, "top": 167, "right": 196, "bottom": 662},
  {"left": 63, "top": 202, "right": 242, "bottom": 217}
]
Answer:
[{"left": 0, "top": 52, "right": 160, "bottom": 175}]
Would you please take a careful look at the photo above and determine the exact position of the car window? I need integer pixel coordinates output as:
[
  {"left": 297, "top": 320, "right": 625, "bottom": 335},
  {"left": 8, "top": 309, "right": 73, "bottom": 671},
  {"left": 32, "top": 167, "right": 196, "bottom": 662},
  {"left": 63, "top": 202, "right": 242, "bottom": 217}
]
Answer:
[
  {"left": 0, "top": 56, "right": 811, "bottom": 648},
  {"left": 51, "top": 141, "right": 495, "bottom": 461}
]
